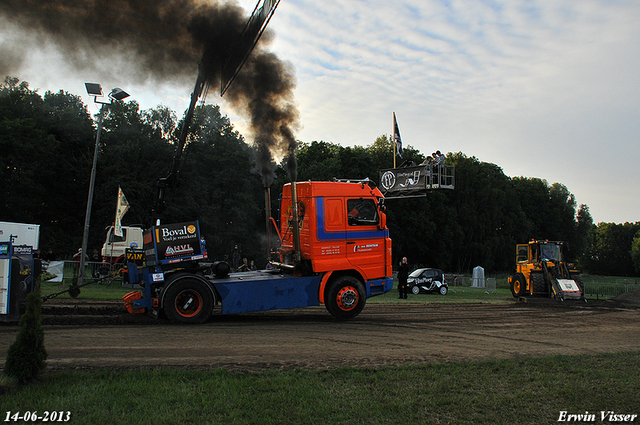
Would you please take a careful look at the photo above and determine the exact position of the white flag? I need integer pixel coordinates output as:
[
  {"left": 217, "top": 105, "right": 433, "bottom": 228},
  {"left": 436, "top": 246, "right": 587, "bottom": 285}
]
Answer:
[{"left": 114, "top": 186, "right": 130, "bottom": 237}]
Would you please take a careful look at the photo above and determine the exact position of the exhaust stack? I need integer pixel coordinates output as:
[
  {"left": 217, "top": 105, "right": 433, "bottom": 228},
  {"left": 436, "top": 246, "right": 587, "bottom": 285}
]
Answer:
[
  {"left": 264, "top": 185, "right": 272, "bottom": 259},
  {"left": 290, "top": 181, "right": 302, "bottom": 268}
]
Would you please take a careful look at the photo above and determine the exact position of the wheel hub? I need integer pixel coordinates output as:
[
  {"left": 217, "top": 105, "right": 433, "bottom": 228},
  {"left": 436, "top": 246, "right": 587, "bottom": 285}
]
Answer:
[
  {"left": 175, "top": 290, "right": 202, "bottom": 317},
  {"left": 336, "top": 286, "right": 358, "bottom": 311}
]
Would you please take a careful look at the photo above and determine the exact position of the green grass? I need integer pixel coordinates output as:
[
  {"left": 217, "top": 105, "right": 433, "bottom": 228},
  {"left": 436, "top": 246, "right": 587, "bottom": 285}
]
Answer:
[
  {"left": 369, "top": 286, "right": 513, "bottom": 304},
  {"left": 39, "top": 273, "right": 637, "bottom": 303},
  {"left": 16, "top": 274, "right": 640, "bottom": 423},
  {"left": 41, "top": 278, "right": 513, "bottom": 303},
  {"left": 2, "top": 352, "right": 639, "bottom": 424},
  {"left": 40, "top": 278, "right": 132, "bottom": 301}
]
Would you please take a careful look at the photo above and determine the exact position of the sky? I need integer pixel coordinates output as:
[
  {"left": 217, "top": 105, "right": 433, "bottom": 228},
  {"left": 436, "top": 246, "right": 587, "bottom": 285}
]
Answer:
[{"left": 1, "top": 0, "right": 639, "bottom": 224}]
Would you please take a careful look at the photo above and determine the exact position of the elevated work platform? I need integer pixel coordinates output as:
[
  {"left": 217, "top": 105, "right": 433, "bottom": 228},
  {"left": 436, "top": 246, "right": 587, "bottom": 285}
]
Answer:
[{"left": 379, "top": 165, "right": 455, "bottom": 199}]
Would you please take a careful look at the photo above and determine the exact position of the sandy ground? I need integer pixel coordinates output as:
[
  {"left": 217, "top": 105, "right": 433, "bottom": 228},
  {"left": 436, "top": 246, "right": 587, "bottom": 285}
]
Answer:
[{"left": 1, "top": 297, "right": 639, "bottom": 372}]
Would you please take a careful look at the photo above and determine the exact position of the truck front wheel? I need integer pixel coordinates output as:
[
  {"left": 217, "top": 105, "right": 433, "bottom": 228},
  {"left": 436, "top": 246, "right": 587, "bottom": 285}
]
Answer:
[
  {"left": 163, "top": 277, "right": 214, "bottom": 324},
  {"left": 325, "top": 276, "right": 366, "bottom": 320}
]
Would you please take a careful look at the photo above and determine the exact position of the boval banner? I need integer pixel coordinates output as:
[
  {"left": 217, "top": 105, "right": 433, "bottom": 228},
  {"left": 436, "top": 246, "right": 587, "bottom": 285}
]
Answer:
[{"left": 145, "top": 221, "right": 202, "bottom": 265}]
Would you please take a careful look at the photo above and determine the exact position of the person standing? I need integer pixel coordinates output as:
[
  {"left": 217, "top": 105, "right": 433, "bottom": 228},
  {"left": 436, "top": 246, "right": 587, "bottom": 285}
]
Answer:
[
  {"left": 398, "top": 257, "right": 410, "bottom": 299},
  {"left": 237, "top": 257, "right": 250, "bottom": 272},
  {"left": 232, "top": 244, "right": 241, "bottom": 270}
]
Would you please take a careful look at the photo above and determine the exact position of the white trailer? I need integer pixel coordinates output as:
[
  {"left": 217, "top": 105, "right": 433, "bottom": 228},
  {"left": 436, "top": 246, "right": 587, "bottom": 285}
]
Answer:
[{"left": 0, "top": 221, "right": 40, "bottom": 249}]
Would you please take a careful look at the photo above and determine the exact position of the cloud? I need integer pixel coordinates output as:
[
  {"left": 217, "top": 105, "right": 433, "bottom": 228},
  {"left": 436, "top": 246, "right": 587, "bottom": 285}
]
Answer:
[{"left": 261, "top": 0, "right": 640, "bottom": 223}]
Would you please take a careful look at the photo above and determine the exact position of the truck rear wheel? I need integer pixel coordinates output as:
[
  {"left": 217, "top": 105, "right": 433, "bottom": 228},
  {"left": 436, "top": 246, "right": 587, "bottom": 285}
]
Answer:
[
  {"left": 325, "top": 276, "right": 366, "bottom": 320},
  {"left": 163, "top": 276, "right": 215, "bottom": 324}
]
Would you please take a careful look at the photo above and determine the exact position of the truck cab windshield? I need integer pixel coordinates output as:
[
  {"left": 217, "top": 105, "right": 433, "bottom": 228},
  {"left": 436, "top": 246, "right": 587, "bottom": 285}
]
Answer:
[
  {"left": 347, "top": 198, "right": 378, "bottom": 226},
  {"left": 108, "top": 228, "right": 127, "bottom": 243}
]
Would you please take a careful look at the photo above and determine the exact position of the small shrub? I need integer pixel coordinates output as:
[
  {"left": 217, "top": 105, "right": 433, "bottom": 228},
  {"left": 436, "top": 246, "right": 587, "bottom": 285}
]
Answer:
[{"left": 3, "top": 285, "right": 48, "bottom": 384}]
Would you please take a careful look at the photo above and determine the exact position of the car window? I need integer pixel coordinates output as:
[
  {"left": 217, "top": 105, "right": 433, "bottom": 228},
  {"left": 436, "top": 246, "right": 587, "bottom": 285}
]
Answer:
[{"left": 409, "top": 269, "right": 424, "bottom": 278}]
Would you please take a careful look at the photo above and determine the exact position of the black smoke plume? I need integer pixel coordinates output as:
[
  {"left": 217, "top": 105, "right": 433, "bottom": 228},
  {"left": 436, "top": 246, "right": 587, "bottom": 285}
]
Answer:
[{"left": 0, "top": 0, "right": 297, "bottom": 184}]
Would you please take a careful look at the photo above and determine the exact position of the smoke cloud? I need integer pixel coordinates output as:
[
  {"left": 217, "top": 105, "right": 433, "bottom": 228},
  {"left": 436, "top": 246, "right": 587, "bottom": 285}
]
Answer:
[{"left": 0, "top": 0, "right": 297, "bottom": 184}]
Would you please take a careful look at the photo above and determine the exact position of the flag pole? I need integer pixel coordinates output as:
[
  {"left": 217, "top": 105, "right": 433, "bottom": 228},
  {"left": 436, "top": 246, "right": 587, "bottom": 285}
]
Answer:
[{"left": 393, "top": 112, "right": 397, "bottom": 168}]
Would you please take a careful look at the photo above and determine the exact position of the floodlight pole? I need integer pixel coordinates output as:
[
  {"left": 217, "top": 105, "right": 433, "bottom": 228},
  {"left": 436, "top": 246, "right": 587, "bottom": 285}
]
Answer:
[
  {"left": 78, "top": 85, "right": 129, "bottom": 287},
  {"left": 78, "top": 102, "right": 108, "bottom": 286}
]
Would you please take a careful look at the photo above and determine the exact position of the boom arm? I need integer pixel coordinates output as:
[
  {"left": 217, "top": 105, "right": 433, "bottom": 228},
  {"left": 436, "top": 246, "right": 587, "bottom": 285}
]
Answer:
[
  {"left": 152, "top": 69, "right": 206, "bottom": 224},
  {"left": 151, "top": 0, "right": 283, "bottom": 224}
]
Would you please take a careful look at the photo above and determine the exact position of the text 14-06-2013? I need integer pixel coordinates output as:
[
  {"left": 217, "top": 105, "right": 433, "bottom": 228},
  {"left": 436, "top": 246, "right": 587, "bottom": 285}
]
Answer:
[{"left": 4, "top": 412, "right": 71, "bottom": 422}]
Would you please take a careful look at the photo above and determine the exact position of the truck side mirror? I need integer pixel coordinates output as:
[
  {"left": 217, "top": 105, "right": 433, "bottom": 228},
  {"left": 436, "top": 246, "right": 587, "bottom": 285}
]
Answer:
[{"left": 378, "top": 211, "right": 387, "bottom": 230}]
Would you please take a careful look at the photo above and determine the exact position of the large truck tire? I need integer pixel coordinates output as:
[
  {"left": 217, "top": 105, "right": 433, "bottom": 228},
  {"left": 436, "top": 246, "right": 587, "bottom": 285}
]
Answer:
[
  {"left": 510, "top": 273, "right": 527, "bottom": 298},
  {"left": 163, "top": 275, "right": 215, "bottom": 324},
  {"left": 531, "top": 271, "right": 547, "bottom": 296},
  {"left": 325, "top": 276, "right": 366, "bottom": 320}
]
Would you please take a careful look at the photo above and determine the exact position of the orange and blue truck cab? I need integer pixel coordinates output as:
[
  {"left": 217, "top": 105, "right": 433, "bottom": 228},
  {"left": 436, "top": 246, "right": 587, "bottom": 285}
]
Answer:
[{"left": 124, "top": 180, "right": 393, "bottom": 322}]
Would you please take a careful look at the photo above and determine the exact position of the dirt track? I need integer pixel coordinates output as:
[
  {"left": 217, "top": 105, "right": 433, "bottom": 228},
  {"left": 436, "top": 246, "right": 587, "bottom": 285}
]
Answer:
[{"left": 1, "top": 299, "right": 639, "bottom": 372}]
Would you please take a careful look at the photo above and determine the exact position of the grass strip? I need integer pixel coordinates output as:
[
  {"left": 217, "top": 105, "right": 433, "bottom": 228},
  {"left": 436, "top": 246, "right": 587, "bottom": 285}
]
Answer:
[{"left": 2, "top": 351, "right": 639, "bottom": 424}]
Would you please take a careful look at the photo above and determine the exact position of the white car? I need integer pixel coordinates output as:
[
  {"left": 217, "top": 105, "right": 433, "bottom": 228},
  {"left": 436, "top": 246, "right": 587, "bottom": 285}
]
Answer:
[{"left": 407, "top": 268, "right": 448, "bottom": 295}]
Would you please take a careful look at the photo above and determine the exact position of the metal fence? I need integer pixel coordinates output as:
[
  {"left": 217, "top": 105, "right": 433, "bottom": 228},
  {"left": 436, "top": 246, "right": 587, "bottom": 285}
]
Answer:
[
  {"left": 445, "top": 275, "right": 497, "bottom": 293},
  {"left": 583, "top": 282, "right": 639, "bottom": 299},
  {"left": 44, "top": 260, "right": 122, "bottom": 284},
  {"left": 447, "top": 275, "right": 468, "bottom": 287},
  {"left": 486, "top": 278, "right": 496, "bottom": 292}
]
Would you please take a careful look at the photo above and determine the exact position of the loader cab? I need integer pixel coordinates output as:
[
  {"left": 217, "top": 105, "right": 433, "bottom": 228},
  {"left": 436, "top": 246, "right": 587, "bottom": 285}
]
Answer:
[
  {"left": 518, "top": 241, "right": 563, "bottom": 265},
  {"left": 539, "top": 242, "right": 561, "bottom": 262},
  {"left": 516, "top": 244, "right": 529, "bottom": 263}
]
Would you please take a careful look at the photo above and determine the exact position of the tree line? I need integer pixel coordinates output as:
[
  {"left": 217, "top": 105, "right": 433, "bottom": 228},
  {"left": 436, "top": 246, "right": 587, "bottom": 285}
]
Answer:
[{"left": 1, "top": 77, "right": 639, "bottom": 275}]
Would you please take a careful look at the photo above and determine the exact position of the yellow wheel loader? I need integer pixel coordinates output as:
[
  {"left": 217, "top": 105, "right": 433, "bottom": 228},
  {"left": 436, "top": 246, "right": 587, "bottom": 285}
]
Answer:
[{"left": 508, "top": 240, "right": 585, "bottom": 301}]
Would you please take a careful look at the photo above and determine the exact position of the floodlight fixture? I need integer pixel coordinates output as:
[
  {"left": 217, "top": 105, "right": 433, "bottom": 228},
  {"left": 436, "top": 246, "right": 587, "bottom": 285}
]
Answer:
[
  {"left": 85, "top": 82, "right": 103, "bottom": 96},
  {"left": 109, "top": 87, "right": 130, "bottom": 101},
  {"left": 85, "top": 83, "right": 130, "bottom": 104}
]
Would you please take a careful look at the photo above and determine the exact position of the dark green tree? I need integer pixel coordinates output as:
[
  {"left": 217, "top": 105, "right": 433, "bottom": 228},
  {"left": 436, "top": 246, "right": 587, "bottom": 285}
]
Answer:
[
  {"left": 584, "top": 222, "right": 640, "bottom": 276},
  {"left": 511, "top": 177, "right": 581, "bottom": 256},
  {"left": 631, "top": 231, "right": 640, "bottom": 274},
  {"left": 0, "top": 77, "right": 95, "bottom": 257},
  {"left": 166, "top": 105, "right": 266, "bottom": 264},
  {"left": 91, "top": 100, "right": 174, "bottom": 236},
  {"left": 2, "top": 77, "right": 610, "bottom": 275},
  {"left": 367, "top": 134, "right": 395, "bottom": 171},
  {"left": 296, "top": 141, "right": 344, "bottom": 181},
  {"left": 445, "top": 152, "right": 520, "bottom": 272},
  {"left": 574, "top": 204, "right": 594, "bottom": 268}
]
